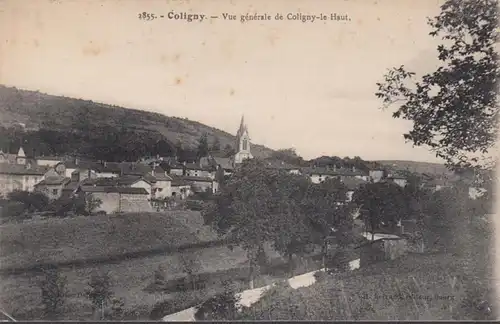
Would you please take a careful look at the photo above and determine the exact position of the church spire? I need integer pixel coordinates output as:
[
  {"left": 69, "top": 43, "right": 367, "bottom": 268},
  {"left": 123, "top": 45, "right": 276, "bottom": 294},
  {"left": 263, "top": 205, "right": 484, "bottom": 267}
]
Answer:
[{"left": 237, "top": 114, "right": 246, "bottom": 137}]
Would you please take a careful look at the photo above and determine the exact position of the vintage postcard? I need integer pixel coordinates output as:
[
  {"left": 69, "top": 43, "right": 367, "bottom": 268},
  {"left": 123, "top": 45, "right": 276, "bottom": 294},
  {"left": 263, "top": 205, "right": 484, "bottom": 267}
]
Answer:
[{"left": 0, "top": 0, "right": 497, "bottom": 321}]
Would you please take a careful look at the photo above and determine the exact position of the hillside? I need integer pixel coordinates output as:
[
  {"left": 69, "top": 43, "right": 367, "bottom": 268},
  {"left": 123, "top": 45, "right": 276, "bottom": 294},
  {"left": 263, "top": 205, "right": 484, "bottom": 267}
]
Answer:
[
  {"left": 375, "top": 160, "right": 453, "bottom": 177},
  {"left": 0, "top": 85, "right": 273, "bottom": 159}
]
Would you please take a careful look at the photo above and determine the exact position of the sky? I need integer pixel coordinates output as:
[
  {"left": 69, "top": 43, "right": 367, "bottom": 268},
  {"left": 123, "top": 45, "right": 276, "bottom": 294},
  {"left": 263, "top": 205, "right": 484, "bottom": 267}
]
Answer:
[{"left": 0, "top": 0, "right": 447, "bottom": 162}]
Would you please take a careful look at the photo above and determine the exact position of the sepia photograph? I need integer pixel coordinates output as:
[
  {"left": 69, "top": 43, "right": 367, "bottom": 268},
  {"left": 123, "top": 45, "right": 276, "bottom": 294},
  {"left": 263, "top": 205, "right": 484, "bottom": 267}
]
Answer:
[{"left": 0, "top": 0, "right": 497, "bottom": 321}]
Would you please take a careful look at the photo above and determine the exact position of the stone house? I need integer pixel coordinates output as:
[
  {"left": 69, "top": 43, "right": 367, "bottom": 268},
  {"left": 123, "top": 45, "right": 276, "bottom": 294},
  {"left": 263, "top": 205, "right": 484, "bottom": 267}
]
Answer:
[
  {"left": 356, "top": 237, "right": 408, "bottom": 268},
  {"left": 0, "top": 147, "right": 48, "bottom": 196},
  {"left": 34, "top": 172, "right": 70, "bottom": 200},
  {"left": 75, "top": 185, "right": 152, "bottom": 214}
]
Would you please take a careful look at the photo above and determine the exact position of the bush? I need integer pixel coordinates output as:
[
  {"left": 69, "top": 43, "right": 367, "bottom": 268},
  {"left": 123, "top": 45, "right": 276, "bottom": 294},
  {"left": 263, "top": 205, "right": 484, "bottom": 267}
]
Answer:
[
  {"left": 39, "top": 266, "right": 67, "bottom": 320},
  {"left": 149, "top": 294, "right": 204, "bottom": 320},
  {"left": 314, "top": 270, "right": 327, "bottom": 283},
  {"left": 194, "top": 285, "right": 241, "bottom": 321}
]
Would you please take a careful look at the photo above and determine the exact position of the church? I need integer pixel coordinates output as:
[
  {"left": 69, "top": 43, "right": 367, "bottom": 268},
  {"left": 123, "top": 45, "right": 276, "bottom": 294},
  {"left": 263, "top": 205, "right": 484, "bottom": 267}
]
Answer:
[{"left": 232, "top": 115, "right": 253, "bottom": 165}]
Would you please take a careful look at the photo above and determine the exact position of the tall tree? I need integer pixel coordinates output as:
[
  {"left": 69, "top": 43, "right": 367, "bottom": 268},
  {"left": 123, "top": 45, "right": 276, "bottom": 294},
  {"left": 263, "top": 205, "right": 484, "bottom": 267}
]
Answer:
[
  {"left": 211, "top": 136, "right": 221, "bottom": 152},
  {"left": 197, "top": 133, "right": 210, "bottom": 159},
  {"left": 203, "top": 159, "right": 275, "bottom": 288},
  {"left": 375, "top": 0, "right": 498, "bottom": 169},
  {"left": 39, "top": 266, "right": 67, "bottom": 320},
  {"left": 352, "top": 182, "right": 409, "bottom": 235}
]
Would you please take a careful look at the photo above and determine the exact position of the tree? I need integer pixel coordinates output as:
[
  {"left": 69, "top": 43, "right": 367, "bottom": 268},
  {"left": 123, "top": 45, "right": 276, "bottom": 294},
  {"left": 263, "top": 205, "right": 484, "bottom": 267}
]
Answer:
[
  {"left": 270, "top": 148, "right": 305, "bottom": 166},
  {"left": 203, "top": 159, "right": 277, "bottom": 288},
  {"left": 86, "top": 272, "right": 114, "bottom": 320},
  {"left": 352, "top": 182, "right": 409, "bottom": 236},
  {"left": 268, "top": 173, "right": 313, "bottom": 275},
  {"left": 84, "top": 193, "right": 102, "bottom": 215},
  {"left": 197, "top": 133, "right": 209, "bottom": 159},
  {"left": 211, "top": 136, "right": 221, "bottom": 152},
  {"left": 179, "top": 253, "right": 202, "bottom": 290},
  {"left": 375, "top": 0, "right": 498, "bottom": 170},
  {"left": 39, "top": 266, "right": 67, "bottom": 320},
  {"left": 7, "top": 190, "right": 49, "bottom": 213},
  {"left": 194, "top": 281, "right": 241, "bottom": 320},
  {"left": 223, "top": 144, "right": 236, "bottom": 158}
]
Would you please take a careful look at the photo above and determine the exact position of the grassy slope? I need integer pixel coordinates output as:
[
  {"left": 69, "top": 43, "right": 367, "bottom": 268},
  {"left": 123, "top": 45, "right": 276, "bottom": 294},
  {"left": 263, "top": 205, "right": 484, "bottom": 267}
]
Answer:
[
  {"left": 375, "top": 160, "right": 454, "bottom": 176},
  {"left": 0, "top": 85, "right": 273, "bottom": 158},
  {"left": 0, "top": 211, "right": 218, "bottom": 270},
  {"left": 0, "top": 210, "right": 285, "bottom": 320}
]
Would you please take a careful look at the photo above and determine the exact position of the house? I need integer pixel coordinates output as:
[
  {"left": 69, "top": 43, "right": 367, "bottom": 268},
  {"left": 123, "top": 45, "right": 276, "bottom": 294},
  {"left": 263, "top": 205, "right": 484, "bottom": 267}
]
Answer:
[
  {"left": 171, "top": 177, "right": 193, "bottom": 200},
  {"left": 369, "top": 169, "right": 385, "bottom": 183},
  {"left": 35, "top": 155, "right": 64, "bottom": 167},
  {"left": 34, "top": 169, "right": 71, "bottom": 200},
  {"left": 0, "top": 147, "right": 48, "bottom": 196},
  {"left": 264, "top": 159, "right": 302, "bottom": 174},
  {"left": 172, "top": 175, "right": 219, "bottom": 194},
  {"left": 185, "top": 162, "right": 216, "bottom": 179},
  {"left": 387, "top": 170, "right": 408, "bottom": 188},
  {"left": 341, "top": 177, "right": 367, "bottom": 202},
  {"left": 302, "top": 166, "right": 340, "bottom": 184},
  {"left": 356, "top": 237, "right": 408, "bottom": 268},
  {"left": 54, "top": 158, "right": 98, "bottom": 178},
  {"left": 75, "top": 185, "right": 152, "bottom": 214},
  {"left": 212, "top": 157, "right": 234, "bottom": 176}
]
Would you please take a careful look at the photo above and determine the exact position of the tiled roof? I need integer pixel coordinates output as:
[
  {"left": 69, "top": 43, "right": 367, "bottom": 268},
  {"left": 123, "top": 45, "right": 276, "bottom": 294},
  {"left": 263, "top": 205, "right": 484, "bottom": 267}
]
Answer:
[
  {"left": 0, "top": 163, "right": 48, "bottom": 175},
  {"left": 35, "top": 177, "right": 70, "bottom": 186},
  {"left": 213, "top": 157, "right": 234, "bottom": 170},
  {"left": 80, "top": 186, "right": 149, "bottom": 194},
  {"left": 302, "top": 166, "right": 367, "bottom": 177},
  {"left": 264, "top": 159, "right": 301, "bottom": 170},
  {"left": 181, "top": 175, "right": 213, "bottom": 182},
  {"left": 341, "top": 177, "right": 367, "bottom": 191},
  {"left": 185, "top": 162, "right": 214, "bottom": 171}
]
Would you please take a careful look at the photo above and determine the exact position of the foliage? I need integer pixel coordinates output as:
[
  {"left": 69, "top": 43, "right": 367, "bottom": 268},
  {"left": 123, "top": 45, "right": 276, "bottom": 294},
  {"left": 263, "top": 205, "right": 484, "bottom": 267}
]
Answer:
[
  {"left": 7, "top": 190, "right": 49, "bottom": 213},
  {"left": 179, "top": 253, "right": 202, "bottom": 291},
  {"left": 375, "top": 0, "right": 499, "bottom": 169},
  {"left": 194, "top": 282, "right": 241, "bottom": 321},
  {"left": 270, "top": 148, "right": 306, "bottom": 166},
  {"left": 39, "top": 266, "right": 67, "bottom": 320},
  {"left": 149, "top": 293, "right": 206, "bottom": 320},
  {"left": 352, "top": 182, "right": 409, "bottom": 232},
  {"left": 223, "top": 144, "right": 236, "bottom": 158},
  {"left": 197, "top": 133, "right": 209, "bottom": 159},
  {"left": 211, "top": 136, "right": 221, "bottom": 152},
  {"left": 85, "top": 271, "right": 114, "bottom": 317}
]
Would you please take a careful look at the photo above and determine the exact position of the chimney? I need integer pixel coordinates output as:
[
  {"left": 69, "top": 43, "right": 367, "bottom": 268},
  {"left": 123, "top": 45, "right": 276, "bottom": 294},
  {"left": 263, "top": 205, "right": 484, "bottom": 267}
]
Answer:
[
  {"left": 183, "top": 161, "right": 186, "bottom": 166},
  {"left": 75, "top": 157, "right": 79, "bottom": 166},
  {"left": 104, "top": 161, "right": 107, "bottom": 167},
  {"left": 352, "top": 166, "right": 356, "bottom": 173},
  {"left": 333, "top": 165, "right": 337, "bottom": 172}
]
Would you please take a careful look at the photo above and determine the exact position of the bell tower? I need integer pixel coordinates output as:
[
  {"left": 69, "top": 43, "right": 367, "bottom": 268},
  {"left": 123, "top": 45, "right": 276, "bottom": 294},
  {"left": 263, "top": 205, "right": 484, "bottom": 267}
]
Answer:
[{"left": 233, "top": 115, "right": 253, "bottom": 164}]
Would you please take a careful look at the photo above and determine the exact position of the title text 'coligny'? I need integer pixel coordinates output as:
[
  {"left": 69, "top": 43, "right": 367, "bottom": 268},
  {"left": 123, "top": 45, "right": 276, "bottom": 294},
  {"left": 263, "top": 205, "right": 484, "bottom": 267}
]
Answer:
[{"left": 167, "top": 11, "right": 206, "bottom": 22}]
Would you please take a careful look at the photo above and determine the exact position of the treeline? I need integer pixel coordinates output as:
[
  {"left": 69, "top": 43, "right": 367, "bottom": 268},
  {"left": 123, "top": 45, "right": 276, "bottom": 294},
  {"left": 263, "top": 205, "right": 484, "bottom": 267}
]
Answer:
[{"left": 0, "top": 126, "right": 206, "bottom": 162}]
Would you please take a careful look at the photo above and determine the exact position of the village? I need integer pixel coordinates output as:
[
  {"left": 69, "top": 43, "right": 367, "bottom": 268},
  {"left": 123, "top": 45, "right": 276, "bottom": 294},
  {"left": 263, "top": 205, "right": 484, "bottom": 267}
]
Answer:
[{"left": 0, "top": 116, "right": 486, "bottom": 218}]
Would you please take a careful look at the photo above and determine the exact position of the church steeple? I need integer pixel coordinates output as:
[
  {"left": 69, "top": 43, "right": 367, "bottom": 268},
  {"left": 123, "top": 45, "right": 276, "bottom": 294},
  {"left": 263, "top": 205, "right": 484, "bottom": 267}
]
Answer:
[
  {"left": 237, "top": 115, "right": 247, "bottom": 138},
  {"left": 233, "top": 114, "right": 253, "bottom": 164}
]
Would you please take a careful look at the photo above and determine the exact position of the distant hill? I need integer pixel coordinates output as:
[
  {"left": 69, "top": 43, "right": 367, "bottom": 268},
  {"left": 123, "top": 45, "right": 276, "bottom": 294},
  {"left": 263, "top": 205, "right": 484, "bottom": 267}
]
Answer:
[
  {"left": 0, "top": 85, "right": 273, "bottom": 159},
  {"left": 375, "top": 160, "right": 454, "bottom": 177}
]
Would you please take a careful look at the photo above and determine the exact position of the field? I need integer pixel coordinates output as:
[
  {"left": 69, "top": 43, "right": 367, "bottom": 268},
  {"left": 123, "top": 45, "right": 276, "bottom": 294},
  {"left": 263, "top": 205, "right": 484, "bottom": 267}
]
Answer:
[
  {"left": 0, "top": 211, "right": 287, "bottom": 320},
  {"left": 0, "top": 211, "right": 219, "bottom": 270}
]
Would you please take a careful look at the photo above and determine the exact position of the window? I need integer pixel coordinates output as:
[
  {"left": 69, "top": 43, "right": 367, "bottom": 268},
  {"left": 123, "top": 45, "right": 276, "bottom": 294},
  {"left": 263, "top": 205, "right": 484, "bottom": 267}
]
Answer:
[
  {"left": 157, "top": 188, "right": 163, "bottom": 192},
  {"left": 52, "top": 189, "right": 58, "bottom": 195},
  {"left": 242, "top": 139, "right": 248, "bottom": 151}
]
